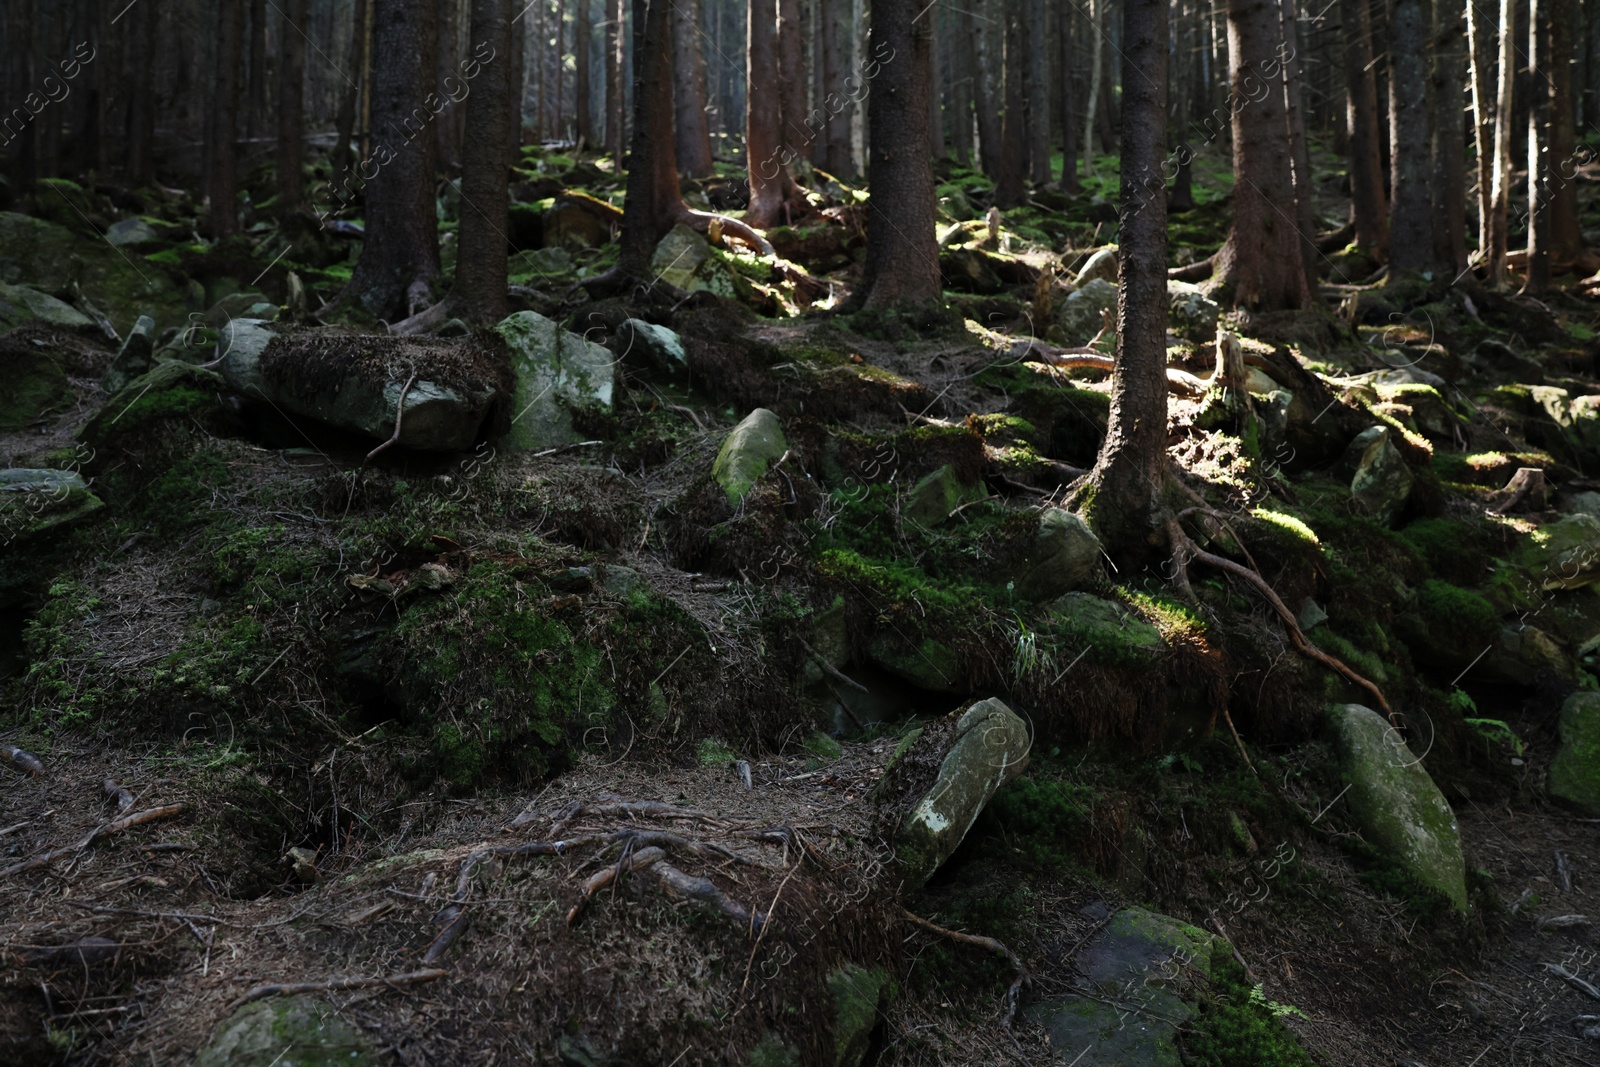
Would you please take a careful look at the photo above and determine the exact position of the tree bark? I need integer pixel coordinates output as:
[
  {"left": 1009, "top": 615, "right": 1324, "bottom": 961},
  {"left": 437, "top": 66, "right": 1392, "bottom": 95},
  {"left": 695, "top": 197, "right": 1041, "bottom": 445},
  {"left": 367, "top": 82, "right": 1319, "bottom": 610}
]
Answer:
[
  {"left": 929, "top": 5, "right": 947, "bottom": 160},
  {"left": 332, "top": 0, "right": 370, "bottom": 193},
  {"left": 972, "top": 0, "right": 1002, "bottom": 174},
  {"left": 458, "top": 0, "right": 514, "bottom": 323},
  {"left": 343, "top": 0, "right": 442, "bottom": 321},
  {"left": 1027, "top": 0, "right": 1051, "bottom": 183},
  {"left": 951, "top": 4, "right": 973, "bottom": 166},
  {"left": 994, "top": 0, "right": 1027, "bottom": 206},
  {"left": 1523, "top": 0, "right": 1552, "bottom": 294},
  {"left": 1082, "top": 0, "right": 1169, "bottom": 566},
  {"left": 248, "top": 0, "right": 269, "bottom": 142},
  {"left": 606, "top": 0, "right": 625, "bottom": 155},
  {"left": 617, "top": 0, "right": 684, "bottom": 276},
  {"left": 1211, "top": 0, "right": 1309, "bottom": 309},
  {"left": 1082, "top": 0, "right": 1104, "bottom": 177},
  {"left": 125, "top": 0, "right": 156, "bottom": 186},
  {"left": 1486, "top": 0, "right": 1514, "bottom": 286},
  {"left": 576, "top": 0, "right": 594, "bottom": 143},
  {"left": 209, "top": 1, "right": 245, "bottom": 239},
  {"left": 1467, "top": 0, "right": 1492, "bottom": 262},
  {"left": 277, "top": 0, "right": 309, "bottom": 215},
  {"left": 1549, "top": 0, "right": 1584, "bottom": 268},
  {"left": 1279, "top": 0, "right": 1317, "bottom": 292},
  {"left": 1385, "top": 0, "right": 1432, "bottom": 276},
  {"left": 821, "top": 0, "right": 855, "bottom": 176},
  {"left": 674, "top": 0, "right": 715, "bottom": 175},
  {"left": 779, "top": 0, "right": 810, "bottom": 164},
  {"left": 1427, "top": 0, "right": 1467, "bottom": 276},
  {"left": 847, "top": 0, "right": 941, "bottom": 309},
  {"left": 747, "top": 0, "right": 787, "bottom": 226},
  {"left": 437, "top": 0, "right": 464, "bottom": 172},
  {"left": 1060, "top": 1, "right": 1079, "bottom": 190}
]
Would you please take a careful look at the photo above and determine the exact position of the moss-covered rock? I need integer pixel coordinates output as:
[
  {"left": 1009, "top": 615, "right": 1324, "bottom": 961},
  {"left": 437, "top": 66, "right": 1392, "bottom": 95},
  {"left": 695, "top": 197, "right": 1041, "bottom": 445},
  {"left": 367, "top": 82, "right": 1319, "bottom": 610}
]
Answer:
[
  {"left": 828, "top": 963, "right": 890, "bottom": 1067},
  {"left": 1011, "top": 507, "right": 1102, "bottom": 601},
  {"left": 712, "top": 408, "right": 788, "bottom": 506},
  {"left": 904, "top": 463, "right": 986, "bottom": 527},
  {"left": 0, "top": 211, "right": 188, "bottom": 333},
  {"left": 0, "top": 345, "right": 71, "bottom": 431},
  {"left": 496, "top": 310, "right": 614, "bottom": 451},
  {"left": 1325, "top": 703, "right": 1467, "bottom": 912},
  {"left": 0, "top": 280, "right": 94, "bottom": 330},
  {"left": 1548, "top": 691, "right": 1600, "bottom": 814},
  {"left": 195, "top": 996, "right": 378, "bottom": 1067},
  {"left": 0, "top": 468, "right": 103, "bottom": 543},
  {"left": 1515, "top": 513, "right": 1600, "bottom": 591},
  {"left": 1346, "top": 426, "right": 1413, "bottom": 525}
]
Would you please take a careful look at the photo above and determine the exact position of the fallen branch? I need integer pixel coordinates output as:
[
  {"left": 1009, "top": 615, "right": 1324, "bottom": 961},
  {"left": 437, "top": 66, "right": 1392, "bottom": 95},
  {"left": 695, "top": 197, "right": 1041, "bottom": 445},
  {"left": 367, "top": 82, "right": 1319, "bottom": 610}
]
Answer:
[
  {"left": 365, "top": 371, "right": 419, "bottom": 463},
  {"left": 901, "top": 908, "right": 1029, "bottom": 1028},
  {"left": 238, "top": 968, "right": 448, "bottom": 1006},
  {"left": 1, "top": 804, "right": 185, "bottom": 877},
  {"left": 3, "top": 745, "right": 43, "bottom": 776}
]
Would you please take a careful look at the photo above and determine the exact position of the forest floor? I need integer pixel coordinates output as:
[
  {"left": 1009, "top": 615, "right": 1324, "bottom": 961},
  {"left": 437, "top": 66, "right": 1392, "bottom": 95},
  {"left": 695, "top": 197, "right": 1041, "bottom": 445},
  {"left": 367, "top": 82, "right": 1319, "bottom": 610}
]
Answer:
[{"left": 2, "top": 139, "right": 1600, "bottom": 1065}]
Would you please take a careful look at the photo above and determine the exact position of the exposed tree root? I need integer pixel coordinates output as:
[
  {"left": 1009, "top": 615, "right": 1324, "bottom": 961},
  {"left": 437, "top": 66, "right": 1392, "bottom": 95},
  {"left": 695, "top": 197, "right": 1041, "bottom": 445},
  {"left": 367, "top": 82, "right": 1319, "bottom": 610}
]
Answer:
[
  {"left": 2, "top": 804, "right": 186, "bottom": 877},
  {"left": 900, "top": 908, "right": 1030, "bottom": 1029},
  {"left": 364, "top": 371, "right": 418, "bottom": 464},
  {"left": 675, "top": 206, "right": 776, "bottom": 256},
  {"left": 237, "top": 968, "right": 448, "bottom": 1006}
]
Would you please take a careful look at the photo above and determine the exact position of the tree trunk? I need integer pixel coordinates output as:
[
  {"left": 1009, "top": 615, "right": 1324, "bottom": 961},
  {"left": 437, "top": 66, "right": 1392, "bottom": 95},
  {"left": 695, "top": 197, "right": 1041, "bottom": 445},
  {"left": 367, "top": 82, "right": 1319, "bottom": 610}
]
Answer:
[
  {"left": 277, "top": 0, "right": 309, "bottom": 215},
  {"left": 848, "top": 0, "right": 940, "bottom": 309},
  {"left": 972, "top": 0, "right": 1002, "bottom": 175},
  {"left": 332, "top": 0, "right": 370, "bottom": 193},
  {"left": 1060, "top": 1, "right": 1079, "bottom": 190},
  {"left": 951, "top": 5, "right": 973, "bottom": 166},
  {"left": 617, "top": 0, "right": 685, "bottom": 276},
  {"left": 343, "top": 0, "right": 441, "bottom": 321},
  {"left": 821, "top": 0, "right": 855, "bottom": 176},
  {"left": 929, "top": 5, "right": 947, "bottom": 160},
  {"left": 1385, "top": 0, "right": 1432, "bottom": 276},
  {"left": 125, "top": 0, "right": 156, "bottom": 186},
  {"left": 674, "top": 0, "right": 715, "bottom": 175},
  {"left": 606, "top": 0, "right": 625, "bottom": 154},
  {"left": 1549, "top": 0, "right": 1584, "bottom": 268},
  {"left": 576, "top": 0, "right": 594, "bottom": 143},
  {"left": 458, "top": 0, "right": 514, "bottom": 323},
  {"left": 994, "top": 0, "right": 1027, "bottom": 206},
  {"left": 1082, "top": 0, "right": 1169, "bottom": 565},
  {"left": 1082, "top": 0, "right": 1104, "bottom": 176},
  {"left": 747, "top": 0, "right": 787, "bottom": 226},
  {"left": 778, "top": 0, "right": 810, "bottom": 165},
  {"left": 209, "top": 1, "right": 245, "bottom": 239},
  {"left": 1427, "top": 0, "right": 1467, "bottom": 275},
  {"left": 1279, "top": 0, "right": 1317, "bottom": 292},
  {"left": 509, "top": 5, "right": 526, "bottom": 149},
  {"left": 1027, "top": 0, "right": 1051, "bottom": 183},
  {"left": 1467, "top": 0, "right": 1492, "bottom": 261},
  {"left": 1487, "top": 0, "right": 1514, "bottom": 286},
  {"left": 248, "top": 0, "right": 268, "bottom": 142},
  {"left": 1523, "top": 0, "right": 1552, "bottom": 294},
  {"left": 437, "top": 0, "right": 463, "bottom": 172},
  {"left": 1211, "top": 0, "right": 1308, "bottom": 309}
]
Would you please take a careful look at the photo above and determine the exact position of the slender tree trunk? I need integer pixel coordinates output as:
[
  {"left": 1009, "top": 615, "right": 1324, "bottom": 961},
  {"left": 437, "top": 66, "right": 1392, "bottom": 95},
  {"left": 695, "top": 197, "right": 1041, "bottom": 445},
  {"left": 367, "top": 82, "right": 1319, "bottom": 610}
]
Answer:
[
  {"left": 606, "top": 0, "right": 625, "bottom": 154},
  {"left": 437, "top": 0, "right": 463, "bottom": 172},
  {"left": 1549, "top": 0, "right": 1584, "bottom": 267},
  {"left": 1026, "top": 0, "right": 1051, "bottom": 182},
  {"left": 344, "top": 0, "right": 441, "bottom": 321},
  {"left": 1169, "top": 0, "right": 1194, "bottom": 210},
  {"left": 277, "top": 0, "right": 309, "bottom": 214},
  {"left": 332, "top": 0, "right": 370, "bottom": 193},
  {"left": 994, "top": 0, "right": 1027, "bottom": 205},
  {"left": 929, "top": 5, "right": 947, "bottom": 159},
  {"left": 821, "top": 0, "right": 854, "bottom": 176},
  {"left": 778, "top": 0, "right": 810, "bottom": 165},
  {"left": 1280, "top": 0, "right": 1317, "bottom": 291},
  {"left": 674, "top": 0, "right": 715, "bottom": 175},
  {"left": 7, "top": 2, "right": 39, "bottom": 192},
  {"left": 747, "top": 0, "right": 786, "bottom": 226},
  {"left": 1487, "top": 0, "right": 1514, "bottom": 285},
  {"left": 1386, "top": 0, "right": 1432, "bottom": 276},
  {"left": 458, "top": 0, "right": 513, "bottom": 323},
  {"left": 576, "top": 0, "right": 594, "bottom": 143},
  {"left": 951, "top": 5, "right": 973, "bottom": 166},
  {"left": 248, "top": 0, "right": 268, "bottom": 142},
  {"left": 509, "top": 4, "right": 526, "bottom": 149},
  {"left": 1060, "top": 2, "right": 1079, "bottom": 190},
  {"left": 1524, "top": 0, "right": 1552, "bottom": 293},
  {"left": 125, "top": 0, "right": 156, "bottom": 186},
  {"left": 1467, "top": 0, "right": 1493, "bottom": 260},
  {"left": 1212, "top": 0, "right": 1309, "bottom": 309},
  {"left": 1082, "top": 0, "right": 1104, "bottom": 176},
  {"left": 209, "top": 2, "right": 245, "bottom": 239},
  {"left": 971, "top": 0, "right": 1002, "bottom": 175},
  {"left": 849, "top": 0, "right": 940, "bottom": 308},
  {"left": 1427, "top": 0, "right": 1467, "bottom": 275},
  {"left": 1081, "top": 0, "right": 1169, "bottom": 565},
  {"left": 72, "top": 0, "right": 104, "bottom": 175},
  {"left": 617, "top": 0, "right": 685, "bottom": 276}
]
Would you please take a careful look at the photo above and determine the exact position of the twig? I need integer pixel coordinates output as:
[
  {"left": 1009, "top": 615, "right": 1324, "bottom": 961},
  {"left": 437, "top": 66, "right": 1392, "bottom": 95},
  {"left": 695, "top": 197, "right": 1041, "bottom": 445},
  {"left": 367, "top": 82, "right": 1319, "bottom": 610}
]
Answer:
[
  {"left": 901, "top": 908, "right": 1030, "bottom": 1028},
  {"left": 237, "top": 968, "right": 448, "bottom": 1006},
  {"left": 1545, "top": 963, "right": 1600, "bottom": 1001},
  {"left": 364, "top": 371, "right": 418, "bottom": 463},
  {"left": 1220, "top": 708, "right": 1257, "bottom": 776}
]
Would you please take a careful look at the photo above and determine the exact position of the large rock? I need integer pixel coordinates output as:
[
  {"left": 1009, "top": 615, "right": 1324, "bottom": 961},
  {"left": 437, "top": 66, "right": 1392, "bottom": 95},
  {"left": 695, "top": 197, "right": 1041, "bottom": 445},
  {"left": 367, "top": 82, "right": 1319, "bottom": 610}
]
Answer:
[
  {"left": 1325, "top": 703, "right": 1468, "bottom": 912},
  {"left": 0, "top": 468, "right": 103, "bottom": 543},
  {"left": 1529, "top": 385, "right": 1600, "bottom": 464},
  {"left": 1345, "top": 425, "right": 1413, "bottom": 524},
  {"left": 1075, "top": 246, "right": 1118, "bottom": 285},
  {"left": 105, "top": 218, "right": 162, "bottom": 247},
  {"left": 0, "top": 345, "right": 72, "bottom": 431},
  {"left": 1167, "top": 280, "right": 1220, "bottom": 340},
  {"left": 1032, "top": 907, "right": 1224, "bottom": 1067},
  {"left": 1550, "top": 692, "right": 1600, "bottom": 814},
  {"left": 1479, "top": 623, "right": 1579, "bottom": 686},
  {"left": 940, "top": 247, "right": 1004, "bottom": 294},
  {"left": 195, "top": 996, "right": 378, "bottom": 1067},
  {"left": 221, "top": 320, "right": 508, "bottom": 452},
  {"left": 650, "top": 224, "right": 739, "bottom": 297},
  {"left": 1515, "top": 513, "right": 1600, "bottom": 591},
  {"left": 0, "top": 212, "right": 187, "bottom": 333},
  {"left": 496, "top": 310, "right": 615, "bottom": 452},
  {"left": 0, "top": 280, "right": 94, "bottom": 329},
  {"left": 828, "top": 964, "right": 890, "bottom": 1067},
  {"left": 904, "top": 464, "right": 986, "bottom": 527},
  {"left": 1052, "top": 278, "right": 1118, "bottom": 346},
  {"left": 711, "top": 408, "right": 787, "bottom": 505},
  {"left": 614, "top": 318, "right": 687, "bottom": 376},
  {"left": 101, "top": 314, "right": 158, "bottom": 394},
  {"left": 892, "top": 697, "right": 1031, "bottom": 888},
  {"left": 868, "top": 633, "right": 966, "bottom": 693},
  {"left": 1011, "top": 508, "right": 1102, "bottom": 601}
]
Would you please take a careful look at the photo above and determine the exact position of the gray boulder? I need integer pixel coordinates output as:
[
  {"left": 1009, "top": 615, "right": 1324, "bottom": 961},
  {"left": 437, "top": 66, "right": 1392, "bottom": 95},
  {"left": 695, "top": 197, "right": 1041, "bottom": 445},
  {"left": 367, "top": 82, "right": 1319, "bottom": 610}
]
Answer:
[
  {"left": 711, "top": 408, "right": 787, "bottom": 505},
  {"left": 1479, "top": 623, "right": 1579, "bottom": 686},
  {"left": 1075, "top": 246, "right": 1118, "bottom": 285},
  {"left": 496, "top": 310, "right": 616, "bottom": 452},
  {"left": 904, "top": 464, "right": 985, "bottom": 527},
  {"left": 0, "top": 469, "right": 103, "bottom": 543},
  {"left": 1053, "top": 278, "right": 1118, "bottom": 346},
  {"left": 650, "top": 224, "right": 739, "bottom": 297},
  {"left": 829, "top": 964, "right": 890, "bottom": 1067},
  {"left": 1515, "top": 513, "right": 1600, "bottom": 591},
  {"left": 195, "top": 996, "right": 378, "bottom": 1067},
  {"left": 1012, "top": 508, "right": 1102, "bottom": 601},
  {"left": 0, "top": 281, "right": 94, "bottom": 330},
  {"left": 892, "top": 697, "right": 1031, "bottom": 888},
  {"left": 1326, "top": 703, "right": 1467, "bottom": 912},
  {"left": 615, "top": 318, "right": 688, "bottom": 375},
  {"left": 1346, "top": 425, "right": 1413, "bottom": 524},
  {"left": 105, "top": 218, "right": 162, "bottom": 247},
  {"left": 0, "top": 211, "right": 186, "bottom": 333},
  {"left": 1167, "top": 280, "right": 1220, "bottom": 340},
  {"left": 102, "top": 314, "right": 158, "bottom": 394},
  {"left": 1549, "top": 691, "right": 1600, "bottom": 814}
]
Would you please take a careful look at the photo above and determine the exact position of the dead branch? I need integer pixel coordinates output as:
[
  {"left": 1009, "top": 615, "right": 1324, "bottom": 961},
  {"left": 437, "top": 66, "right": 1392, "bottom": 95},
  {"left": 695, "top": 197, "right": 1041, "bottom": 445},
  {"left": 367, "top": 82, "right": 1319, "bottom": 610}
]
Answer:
[
  {"left": 1, "top": 804, "right": 185, "bottom": 877},
  {"left": 365, "top": 371, "right": 419, "bottom": 463},
  {"left": 901, "top": 908, "right": 1030, "bottom": 1028},
  {"left": 3, "top": 745, "right": 43, "bottom": 776},
  {"left": 1168, "top": 254, "right": 1217, "bottom": 282},
  {"left": 103, "top": 779, "right": 135, "bottom": 814},
  {"left": 237, "top": 968, "right": 448, "bottom": 1006},
  {"left": 652, "top": 861, "right": 764, "bottom": 931},
  {"left": 677, "top": 207, "right": 776, "bottom": 256}
]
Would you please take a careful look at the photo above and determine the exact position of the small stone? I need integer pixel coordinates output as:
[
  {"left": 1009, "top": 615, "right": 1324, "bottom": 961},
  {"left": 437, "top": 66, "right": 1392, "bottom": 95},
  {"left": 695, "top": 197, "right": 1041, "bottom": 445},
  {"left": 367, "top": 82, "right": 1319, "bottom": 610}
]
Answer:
[
  {"left": 1052, "top": 278, "right": 1118, "bottom": 346},
  {"left": 195, "top": 997, "right": 378, "bottom": 1067},
  {"left": 711, "top": 408, "right": 787, "bottom": 506},
  {"left": 616, "top": 318, "right": 687, "bottom": 375},
  {"left": 105, "top": 218, "right": 162, "bottom": 247},
  {"left": 1075, "top": 245, "right": 1119, "bottom": 285},
  {"left": 102, "top": 314, "right": 157, "bottom": 394},
  {"left": 904, "top": 464, "right": 985, "bottom": 527},
  {"left": 0, "top": 280, "right": 93, "bottom": 330}
]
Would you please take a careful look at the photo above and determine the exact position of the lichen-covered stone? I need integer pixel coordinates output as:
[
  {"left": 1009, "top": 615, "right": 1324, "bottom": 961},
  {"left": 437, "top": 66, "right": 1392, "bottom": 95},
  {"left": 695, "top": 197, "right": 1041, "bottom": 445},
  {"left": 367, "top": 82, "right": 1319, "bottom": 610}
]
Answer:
[
  {"left": 1325, "top": 703, "right": 1467, "bottom": 912},
  {"left": 711, "top": 408, "right": 787, "bottom": 505},
  {"left": 1168, "top": 279, "right": 1220, "bottom": 340},
  {"left": 194, "top": 996, "right": 377, "bottom": 1067},
  {"left": 0, "top": 211, "right": 187, "bottom": 333},
  {"left": 1515, "top": 513, "right": 1600, "bottom": 591},
  {"left": 0, "top": 281, "right": 94, "bottom": 330},
  {"left": 868, "top": 632, "right": 965, "bottom": 692},
  {"left": 616, "top": 318, "right": 687, "bottom": 375},
  {"left": 1012, "top": 508, "right": 1102, "bottom": 601},
  {"left": 894, "top": 697, "right": 1031, "bottom": 888},
  {"left": 102, "top": 314, "right": 158, "bottom": 394},
  {"left": 650, "top": 224, "right": 739, "bottom": 297},
  {"left": 1549, "top": 691, "right": 1600, "bottom": 814},
  {"left": 904, "top": 464, "right": 985, "bottom": 527},
  {"left": 496, "top": 310, "right": 616, "bottom": 452},
  {"left": 0, "top": 468, "right": 103, "bottom": 543},
  {"left": 1052, "top": 278, "right": 1118, "bottom": 346},
  {"left": 1075, "top": 246, "right": 1118, "bottom": 285},
  {"left": 829, "top": 963, "right": 890, "bottom": 1067},
  {"left": 0, "top": 346, "right": 71, "bottom": 431},
  {"left": 1346, "top": 425, "right": 1413, "bottom": 524}
]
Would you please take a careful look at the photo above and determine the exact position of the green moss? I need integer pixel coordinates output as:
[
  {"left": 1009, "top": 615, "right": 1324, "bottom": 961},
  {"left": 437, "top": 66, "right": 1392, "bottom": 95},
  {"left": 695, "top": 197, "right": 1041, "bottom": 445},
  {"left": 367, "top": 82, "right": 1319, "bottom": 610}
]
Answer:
[
  {"left": 1311, "top": 629, "right": 1387, "bottom": 684},
  {"left": 697, "top": 737, "right": 738, "bottom": 765},
  {"left": 1417, "top": 579, "right": 1498, "bottom": 645},
  {"left": 1250, "top": 508, "right": 1319, "bottom": 545},
  {"left": 1180, "top": 953, "right": 1315, "bottom": 1067},
  {"left": 803, "top": 731, "right": 843, "bottom": 760},
  {"left": 983, "top": 775, "right": 1098, "bottom": 871}
]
